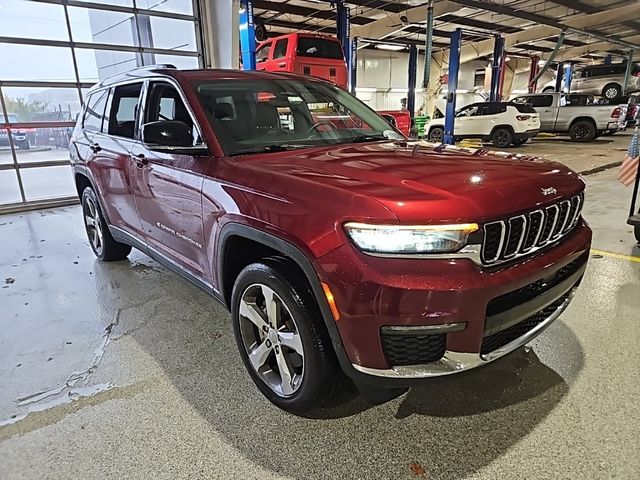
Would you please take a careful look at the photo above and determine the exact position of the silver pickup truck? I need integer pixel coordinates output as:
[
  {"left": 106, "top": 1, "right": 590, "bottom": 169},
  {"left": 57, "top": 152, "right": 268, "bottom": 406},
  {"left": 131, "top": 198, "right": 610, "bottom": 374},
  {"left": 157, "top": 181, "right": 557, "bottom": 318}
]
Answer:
[{"left": 510, "top": 92, "right": 626, "bottom": 141}]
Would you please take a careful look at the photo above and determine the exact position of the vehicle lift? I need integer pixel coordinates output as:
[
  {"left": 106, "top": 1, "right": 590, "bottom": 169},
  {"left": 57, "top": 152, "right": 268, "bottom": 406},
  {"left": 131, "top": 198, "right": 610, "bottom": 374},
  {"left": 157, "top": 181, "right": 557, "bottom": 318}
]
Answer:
[{"left": 443, "top": 30, "right": 506, "bottom": 144}]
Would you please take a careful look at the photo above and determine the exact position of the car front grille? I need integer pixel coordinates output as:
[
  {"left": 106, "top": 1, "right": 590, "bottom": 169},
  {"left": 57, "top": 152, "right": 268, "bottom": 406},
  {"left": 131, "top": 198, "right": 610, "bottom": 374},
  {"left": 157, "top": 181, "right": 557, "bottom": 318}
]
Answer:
[
  {"left": 481, "top": 193, "right": 584, "bottom": 265},
  {"left": 381, "top": 330, "right": 446, "bottom": 366}
]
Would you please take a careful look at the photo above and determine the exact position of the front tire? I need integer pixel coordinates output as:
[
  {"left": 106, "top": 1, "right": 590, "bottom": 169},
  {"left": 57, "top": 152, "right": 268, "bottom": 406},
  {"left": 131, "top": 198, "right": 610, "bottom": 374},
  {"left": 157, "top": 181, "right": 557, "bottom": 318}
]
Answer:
[
  {"left": 569, "top": 120, "right": 596, "bottom": 142},
  {"left": 602, "top": 83, "right": 622, "bottom": 99},
  {"left": 491, "top": 127, "right": 514, "bottom": 148},
  {"left": 231, "top": 258, "right": 343, "bottom": 414},
  {"left": 428, "top": 126, "right": 444, "bottom": 143},
  {"left": 81, "top": 187, "right": 131, "bottom": 261},
  {"left": 512, "top": 137, "right": 528, "bottom": 146}
]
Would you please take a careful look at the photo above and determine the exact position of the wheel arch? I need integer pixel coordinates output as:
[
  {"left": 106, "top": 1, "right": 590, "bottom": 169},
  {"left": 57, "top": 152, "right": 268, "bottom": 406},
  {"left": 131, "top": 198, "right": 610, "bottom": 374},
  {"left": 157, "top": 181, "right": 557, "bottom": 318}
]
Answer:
[
  {"left": 489, "top": 124, "right": 515, "bottom": 137},
  {"left": 569, "top": 116, "right": 596, "bottom": 130},
  {"left": 216, "top": 223, "right": 351, "bottom": 372}
]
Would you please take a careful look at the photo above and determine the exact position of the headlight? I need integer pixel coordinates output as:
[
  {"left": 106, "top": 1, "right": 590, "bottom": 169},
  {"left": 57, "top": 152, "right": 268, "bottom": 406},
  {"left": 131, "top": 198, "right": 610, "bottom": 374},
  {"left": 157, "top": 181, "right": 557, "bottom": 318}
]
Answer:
[{"left": 343, "top": 222, "right": 479, "bottom": 254}]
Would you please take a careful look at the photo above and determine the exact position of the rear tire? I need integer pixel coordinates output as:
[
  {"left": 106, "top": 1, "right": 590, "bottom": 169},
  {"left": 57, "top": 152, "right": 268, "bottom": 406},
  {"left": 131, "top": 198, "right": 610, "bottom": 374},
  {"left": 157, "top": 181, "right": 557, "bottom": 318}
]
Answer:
[
  {"left": 81, "top": 187, "right": 131, "bottom": 261},
  {"left": 428, "top": 126, "right": 444, "bottom": 143},
  {"left": 635, "top": 225, "right": 640, "bottom": 244},
  {"left": 602, "top": 83, "right": 622, "bottom": 100},
  {"left": 231, "top": 257, "right": 344, "bottom": 414},
  {"left": 491, "top": 127, "right": 514, "bottom": 148},
  {"left": 569, "top": 120, "right": 596, "bottom": 142}
]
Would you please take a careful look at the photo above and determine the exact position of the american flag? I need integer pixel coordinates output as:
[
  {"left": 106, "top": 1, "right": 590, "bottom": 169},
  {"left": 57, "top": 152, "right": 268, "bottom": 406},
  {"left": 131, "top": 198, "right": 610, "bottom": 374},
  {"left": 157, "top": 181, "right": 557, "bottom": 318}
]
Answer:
[{"left": 618, "top": 129, "right": 640, "bottom": 187}]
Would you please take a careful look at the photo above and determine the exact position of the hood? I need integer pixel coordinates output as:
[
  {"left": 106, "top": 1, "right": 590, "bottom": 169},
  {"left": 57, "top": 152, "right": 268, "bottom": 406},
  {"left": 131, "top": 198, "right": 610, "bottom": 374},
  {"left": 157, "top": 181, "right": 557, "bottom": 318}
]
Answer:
[{"left": 236, "top": 141, "right": 585, "bottom": 224}]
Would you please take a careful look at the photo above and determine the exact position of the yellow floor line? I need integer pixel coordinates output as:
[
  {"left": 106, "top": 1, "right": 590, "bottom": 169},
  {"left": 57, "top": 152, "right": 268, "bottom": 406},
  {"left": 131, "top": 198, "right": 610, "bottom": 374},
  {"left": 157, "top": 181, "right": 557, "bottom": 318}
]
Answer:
[{"left": 591, "top": 248, "right": 640, "bottom": 263}]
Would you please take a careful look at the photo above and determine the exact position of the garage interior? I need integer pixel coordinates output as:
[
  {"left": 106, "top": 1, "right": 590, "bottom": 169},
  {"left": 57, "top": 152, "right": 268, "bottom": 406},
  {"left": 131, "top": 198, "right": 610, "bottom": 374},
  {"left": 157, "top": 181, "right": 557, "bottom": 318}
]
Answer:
[{"left": 1, "top": 1, "right": 639, "bottom": 479}]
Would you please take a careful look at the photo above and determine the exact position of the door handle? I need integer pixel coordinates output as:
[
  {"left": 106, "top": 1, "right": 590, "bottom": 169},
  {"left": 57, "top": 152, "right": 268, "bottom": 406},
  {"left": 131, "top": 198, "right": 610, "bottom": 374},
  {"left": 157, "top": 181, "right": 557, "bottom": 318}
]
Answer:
[
  {"left": 278, "top": 62, "right": 286, "bottom": 68},
  {"left": 133, "top": 153, "right": 148, "bottom": 168},
  {"left": 90, "top": 143, "right": 101, "bottom": 153}
]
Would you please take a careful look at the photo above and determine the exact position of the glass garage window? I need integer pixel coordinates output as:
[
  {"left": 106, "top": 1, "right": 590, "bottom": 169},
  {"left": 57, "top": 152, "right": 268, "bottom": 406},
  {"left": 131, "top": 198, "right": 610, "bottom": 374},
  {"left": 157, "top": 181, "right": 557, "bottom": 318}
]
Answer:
[
  {"left": 0, "top": 0, "right": 202, "bottom": 212},
  {"left": 0, "top": 44, "right": 78, "bottom": 82},
  {"left": 0, "top": 0, "right": 68, "bottom": 41}
]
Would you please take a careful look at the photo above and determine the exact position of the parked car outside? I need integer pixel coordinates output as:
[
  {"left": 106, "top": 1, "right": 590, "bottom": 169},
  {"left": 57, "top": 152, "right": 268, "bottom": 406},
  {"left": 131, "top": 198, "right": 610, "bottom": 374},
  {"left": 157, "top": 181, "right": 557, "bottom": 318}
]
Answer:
[
  {"left": 0, "top": 113, "right": 33, "bottom": 149},
  {"left": 511, "top": 92, "right": 626, "bottom": 140},
  {"left": 425, "top": 101, "right": 540, "bottom": 147},
  {"left": 70, "top": 66, "right": 591, "bottom": 413}
]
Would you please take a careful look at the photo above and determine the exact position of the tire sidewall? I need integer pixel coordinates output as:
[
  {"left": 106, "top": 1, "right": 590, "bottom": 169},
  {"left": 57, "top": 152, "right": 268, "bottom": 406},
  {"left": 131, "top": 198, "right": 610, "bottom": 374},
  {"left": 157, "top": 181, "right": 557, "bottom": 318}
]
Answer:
[
  {"left": 81, "top": 187, "right": 106, "bottom": 260},
  {"left": 492, "top": 128, "right": 513, "bottom": 147},
  {"left": 603, "top": 84, "right": 621, "bottom": 99},
  {"left": 570, "top": 121, "right": 596, "bottom": 142},
  {"left": 429, "top": 127, "right": 444, "bottom": 142},
  {"left": 231, "top": 261, "right": 336, "bottom": 414}
]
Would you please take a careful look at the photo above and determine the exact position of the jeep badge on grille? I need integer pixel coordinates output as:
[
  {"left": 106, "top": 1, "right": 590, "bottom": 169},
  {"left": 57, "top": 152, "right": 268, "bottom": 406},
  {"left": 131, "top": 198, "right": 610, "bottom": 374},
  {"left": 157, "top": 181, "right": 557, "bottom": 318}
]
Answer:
[{"left": 541, "top": 187, "right": 557, "bottom": 196}]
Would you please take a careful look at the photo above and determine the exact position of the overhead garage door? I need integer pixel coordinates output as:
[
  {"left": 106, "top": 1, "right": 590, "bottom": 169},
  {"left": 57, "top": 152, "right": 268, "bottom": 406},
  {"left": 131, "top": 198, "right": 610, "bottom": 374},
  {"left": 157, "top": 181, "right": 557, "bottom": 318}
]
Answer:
[{"left": 0, "top": 0, "right": 203, "bottom": 213}]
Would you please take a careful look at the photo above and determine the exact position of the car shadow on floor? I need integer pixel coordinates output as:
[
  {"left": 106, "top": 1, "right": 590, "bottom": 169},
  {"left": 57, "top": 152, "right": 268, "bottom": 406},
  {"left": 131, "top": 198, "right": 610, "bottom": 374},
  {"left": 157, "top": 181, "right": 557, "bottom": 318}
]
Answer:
[{"left": 93, "top": 258, "right": 586, "bottom": 480}]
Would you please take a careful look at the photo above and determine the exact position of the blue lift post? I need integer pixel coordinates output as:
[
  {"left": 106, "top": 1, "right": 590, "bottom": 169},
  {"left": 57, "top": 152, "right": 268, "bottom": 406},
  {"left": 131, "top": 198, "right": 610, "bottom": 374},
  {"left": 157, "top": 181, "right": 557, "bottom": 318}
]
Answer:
[
  {"left": 239, "top": 0, "right": 256, "bottom": 70},
  {"left": 563, "top": 63, "right": 572, "bottom": 93},
  {"left": 335, "top": 1, "right": 352, "bottom": 89},
  {"left": 350, "top": 37, "right": 358, "bottom": 95},
  {"left": 490, "top": 35, "right": 505, "bottom": 102},
  {"left": 407, "top": 45, "right": 418, "bottom": 119},
  {"left": 444, "top": 28, "right": 462, "bottom": 145}
]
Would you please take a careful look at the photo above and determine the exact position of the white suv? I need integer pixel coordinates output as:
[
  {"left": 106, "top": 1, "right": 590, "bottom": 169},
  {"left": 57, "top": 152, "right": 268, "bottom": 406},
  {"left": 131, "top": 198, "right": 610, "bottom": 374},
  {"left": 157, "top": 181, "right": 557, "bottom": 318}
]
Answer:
[{"left": 426, "top": 102, "right": 540, "bottom": 147}]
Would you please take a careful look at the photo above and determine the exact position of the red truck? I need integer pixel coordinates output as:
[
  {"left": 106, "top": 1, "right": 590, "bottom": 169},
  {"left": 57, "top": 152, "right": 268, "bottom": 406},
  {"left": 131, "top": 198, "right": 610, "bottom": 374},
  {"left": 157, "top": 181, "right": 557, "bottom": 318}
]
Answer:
[
  {"left": 256, "top": 32, "right": 412, "bottom": 136},
  {"left": 70, "top": 66, "right": 591, "bottom": 413}
]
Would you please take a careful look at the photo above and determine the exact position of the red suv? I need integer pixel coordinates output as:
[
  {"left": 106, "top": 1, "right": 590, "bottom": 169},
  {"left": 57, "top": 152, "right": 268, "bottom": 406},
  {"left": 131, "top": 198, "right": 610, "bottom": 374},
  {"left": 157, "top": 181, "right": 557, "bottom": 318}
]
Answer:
[{"left": 70, "top": 66, "right": 591, "bottom": 414}]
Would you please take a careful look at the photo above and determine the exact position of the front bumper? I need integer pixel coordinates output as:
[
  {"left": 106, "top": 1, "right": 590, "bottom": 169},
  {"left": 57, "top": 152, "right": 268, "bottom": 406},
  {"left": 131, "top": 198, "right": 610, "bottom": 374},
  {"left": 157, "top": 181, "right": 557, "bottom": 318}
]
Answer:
[{"left": 314, "top": 221, "right": 591, "bottom": 384}]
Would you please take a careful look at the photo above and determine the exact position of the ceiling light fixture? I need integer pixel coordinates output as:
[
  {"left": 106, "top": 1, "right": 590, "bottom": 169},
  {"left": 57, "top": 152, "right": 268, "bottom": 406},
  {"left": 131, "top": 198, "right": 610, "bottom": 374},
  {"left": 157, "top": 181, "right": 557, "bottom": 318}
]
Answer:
[{"left": 375, "top": 44, "right": 406, "bottom": 51}]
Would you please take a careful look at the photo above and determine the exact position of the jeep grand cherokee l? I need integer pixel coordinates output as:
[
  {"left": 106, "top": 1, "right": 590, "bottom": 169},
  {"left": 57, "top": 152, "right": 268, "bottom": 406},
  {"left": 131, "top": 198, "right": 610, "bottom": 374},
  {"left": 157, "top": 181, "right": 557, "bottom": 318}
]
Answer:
[{"left": 69, "top": 66, "right": 591, "bottom": 414}]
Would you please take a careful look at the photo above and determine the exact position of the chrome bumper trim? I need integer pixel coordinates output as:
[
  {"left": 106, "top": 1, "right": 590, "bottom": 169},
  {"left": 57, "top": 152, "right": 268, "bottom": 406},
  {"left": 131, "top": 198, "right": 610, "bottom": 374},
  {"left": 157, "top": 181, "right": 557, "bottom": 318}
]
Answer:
[
  {"left": 382, "top": 322, "right": 467, "bottom": 335},
  {"left": 352, "top": 287, "right": 577, "bottom": 379}
]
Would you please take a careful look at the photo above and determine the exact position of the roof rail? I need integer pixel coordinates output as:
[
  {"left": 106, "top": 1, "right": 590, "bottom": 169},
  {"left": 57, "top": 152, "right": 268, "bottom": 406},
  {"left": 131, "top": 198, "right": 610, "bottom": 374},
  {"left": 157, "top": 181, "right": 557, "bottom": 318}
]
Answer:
[{"left": 131, "top": 64, "right": 177, "bottom": 71}]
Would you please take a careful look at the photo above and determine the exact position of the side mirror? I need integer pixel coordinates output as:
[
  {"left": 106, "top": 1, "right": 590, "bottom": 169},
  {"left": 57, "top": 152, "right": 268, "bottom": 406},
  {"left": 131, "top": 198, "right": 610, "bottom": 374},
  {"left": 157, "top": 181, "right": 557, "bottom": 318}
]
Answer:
[{"left": 142, "top": 120, "right": 193, "bottom": 148}]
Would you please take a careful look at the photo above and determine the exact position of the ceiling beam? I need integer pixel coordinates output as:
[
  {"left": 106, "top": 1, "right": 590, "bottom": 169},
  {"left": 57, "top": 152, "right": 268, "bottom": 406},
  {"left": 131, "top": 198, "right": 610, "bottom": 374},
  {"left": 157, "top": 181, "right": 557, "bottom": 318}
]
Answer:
[
  {"left": 351, "top": 0, "right": 460, "bottom": 40},
  {"left": 449, "top": 0, "right": 640, "bottom": 50},
  {"left": 433, "top": 2, "right": 640, "bottom": 65},
  {"left": 544, "top": 35, "right": 640, "bottom": 62}
]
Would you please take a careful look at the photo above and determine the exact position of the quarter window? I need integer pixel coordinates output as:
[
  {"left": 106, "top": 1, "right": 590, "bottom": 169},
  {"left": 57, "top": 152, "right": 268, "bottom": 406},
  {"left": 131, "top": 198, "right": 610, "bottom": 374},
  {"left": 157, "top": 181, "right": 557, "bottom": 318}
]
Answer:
[{"left": 83, "top": 89, "right": 108, "bottom": 133}]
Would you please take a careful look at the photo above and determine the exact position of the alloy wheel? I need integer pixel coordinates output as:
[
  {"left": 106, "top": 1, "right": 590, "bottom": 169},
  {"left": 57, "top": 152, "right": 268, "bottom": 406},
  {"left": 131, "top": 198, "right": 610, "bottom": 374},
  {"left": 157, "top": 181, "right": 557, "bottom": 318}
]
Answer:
[
  {"left": 605, "top": 87, "right": 619, "bottom": 99},
  {"left": 430, "top": 128, "right": 443, "bottom": 142},
  {"left": 238, "top": 283, "right": 304, "bottom": 397},
  {"left": 495, "top": 131, "right": 510, "bottom": 147},
  {"left": 574, "top": 125, "right": 589, "bottom": 140},
  {"left": 83, "top": 196, "right": 104, "bottom": 256}
]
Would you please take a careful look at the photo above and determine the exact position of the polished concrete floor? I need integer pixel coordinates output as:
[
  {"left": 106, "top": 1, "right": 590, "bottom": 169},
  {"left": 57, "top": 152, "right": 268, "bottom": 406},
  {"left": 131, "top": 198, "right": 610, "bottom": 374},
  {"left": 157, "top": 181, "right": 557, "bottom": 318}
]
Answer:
[{"left": 1, "top": 134, "right": 639, "bottom": 480}]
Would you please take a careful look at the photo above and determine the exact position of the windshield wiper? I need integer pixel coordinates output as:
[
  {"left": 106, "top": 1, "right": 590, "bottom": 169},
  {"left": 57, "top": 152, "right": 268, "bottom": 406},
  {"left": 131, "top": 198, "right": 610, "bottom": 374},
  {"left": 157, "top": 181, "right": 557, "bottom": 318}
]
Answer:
[
  {"left": 229, "top": 144, "right": 312, "bottom": 156},
  {"left": 349, "top": 134, "right": 390, "bottom": 143}
]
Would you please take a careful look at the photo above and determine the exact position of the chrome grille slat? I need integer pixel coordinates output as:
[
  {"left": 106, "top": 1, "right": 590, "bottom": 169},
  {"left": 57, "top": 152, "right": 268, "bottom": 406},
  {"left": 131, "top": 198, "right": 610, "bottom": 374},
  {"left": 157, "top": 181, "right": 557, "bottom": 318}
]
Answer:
[{"left": 480, "top": 193, "right": 584, "bottom": 266}]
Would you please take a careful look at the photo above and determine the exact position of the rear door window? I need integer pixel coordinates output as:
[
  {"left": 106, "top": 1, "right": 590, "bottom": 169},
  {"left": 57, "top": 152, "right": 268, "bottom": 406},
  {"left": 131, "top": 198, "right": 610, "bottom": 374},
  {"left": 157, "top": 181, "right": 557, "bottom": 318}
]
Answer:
[
  {"left": 297, "top": 37, "right": 344, "bottom": 60},
  {"left": 273, "top": 39, "right": 288, "bottom": 59},
  {"left": 528, "top": 95, "right": 553, "bottom": 108},
  {"left": 107, "top": 82, "right": 143, "bottom": 139},
  {"left": 83, "top": 89, "right": 108, "bottom": 133}
]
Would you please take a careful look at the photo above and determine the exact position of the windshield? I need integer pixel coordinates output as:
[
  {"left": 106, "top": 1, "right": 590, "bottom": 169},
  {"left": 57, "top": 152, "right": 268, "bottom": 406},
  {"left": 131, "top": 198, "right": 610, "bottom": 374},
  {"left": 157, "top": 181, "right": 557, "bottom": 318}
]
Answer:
[{"left": 193, "top": 78, "right": 403, "bottom": 156}]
